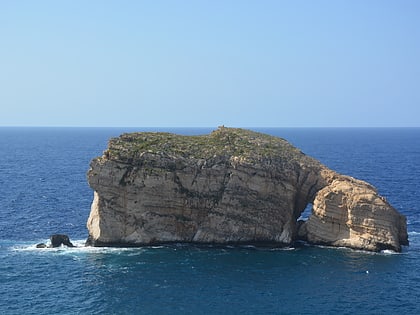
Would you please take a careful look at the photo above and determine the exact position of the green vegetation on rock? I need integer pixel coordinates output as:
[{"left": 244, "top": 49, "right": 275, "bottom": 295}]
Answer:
[{"left": 103, "top": 127, "right": 317, "bottom": 167}]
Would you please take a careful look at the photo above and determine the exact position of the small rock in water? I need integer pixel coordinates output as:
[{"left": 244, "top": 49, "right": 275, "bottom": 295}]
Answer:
[
  {"left": 50, "top": 234, "right": 75, "bottom": 247},
  {"left": 35, "top": 234, "right": 75, "bottom": 248}
]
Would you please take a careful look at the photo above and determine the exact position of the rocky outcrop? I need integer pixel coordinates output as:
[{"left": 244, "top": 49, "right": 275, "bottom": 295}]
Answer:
[
  {"left": 298, "top": 175, "right": 408, "bottom": 252},
  {"left": 50, "top": 234, "right": 74, "bottom": 248},
  {"left": 36, "top": 234, "right": 75, "bottom": 248},
  {"left": 86, "top": 127, "right": 408, "bottom": 252}
]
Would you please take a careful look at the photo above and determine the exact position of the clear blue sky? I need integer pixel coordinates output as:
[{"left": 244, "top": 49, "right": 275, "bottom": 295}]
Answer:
[{"left": 1, "top": 0, "right": 419, "bottom": 127}]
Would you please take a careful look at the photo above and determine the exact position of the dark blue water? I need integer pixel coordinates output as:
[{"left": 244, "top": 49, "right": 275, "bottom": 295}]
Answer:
[{"left": 1, "top": 127, "right": 419, "bottom": 314}]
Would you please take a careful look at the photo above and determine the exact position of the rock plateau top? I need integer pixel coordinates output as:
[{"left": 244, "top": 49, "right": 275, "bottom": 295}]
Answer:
[{"left": 86, "top": 127, "right": 408, "bottom": 252}]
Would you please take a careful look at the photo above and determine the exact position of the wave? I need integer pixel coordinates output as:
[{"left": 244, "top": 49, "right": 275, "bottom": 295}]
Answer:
[
  {"left": 8, "top": 240, "right": 300, "bottom": 255},
  {"left": 380, "top": 249, "right": 400, "bottom": 255},
  {"left": 6, "top": 238, "right": 411, "bottom": 256},
  {"left": 10, "top": 239, "right": 146, "bottom": 255},
  {"left": 309, "top": 243, "right": 403, "bottom": 255}
]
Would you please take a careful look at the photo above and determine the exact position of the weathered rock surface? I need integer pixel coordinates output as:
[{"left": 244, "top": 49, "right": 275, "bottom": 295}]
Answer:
[
  {"left": 298, "top": 175, "right": 408, "bottom": 252},
  {"left": 86, "top": 127, "right": 408, "bottom": 252}
]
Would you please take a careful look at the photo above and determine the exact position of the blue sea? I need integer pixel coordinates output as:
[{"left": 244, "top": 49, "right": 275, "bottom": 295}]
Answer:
[{"left": 1, "top": 127, "right": 419, "bottom": 315}]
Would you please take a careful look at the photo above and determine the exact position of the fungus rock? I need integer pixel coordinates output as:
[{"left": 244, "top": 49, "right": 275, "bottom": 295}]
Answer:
[{"left": 86, "top": 127, "right": 408, "bottom": 252}]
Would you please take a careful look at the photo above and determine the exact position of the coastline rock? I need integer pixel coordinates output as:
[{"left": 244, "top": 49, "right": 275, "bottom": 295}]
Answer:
[
  {"left": 50, "top": 234, "right": 74, "bottom": 248},
  {"left": 297, "top": 175, "right": 409, "bottom": 252},
  {"left": 35, "top": 234, "right": 75, "bottom": 248},
  {"left": 86, "top": 127, "right": 408, "bottom": 252}
]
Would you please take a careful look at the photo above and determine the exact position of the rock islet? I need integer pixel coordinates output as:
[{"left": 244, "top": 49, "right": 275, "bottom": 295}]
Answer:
[{"left": 86, "top": 127, "right": 408, "bottom": 252}]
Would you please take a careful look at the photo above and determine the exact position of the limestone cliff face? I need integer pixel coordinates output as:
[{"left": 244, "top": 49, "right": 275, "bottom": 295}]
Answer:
[
  {"left": 86, "top": 127, "right": 408, "bottom": 252},
  {"left": 298, "top": 174, "right": 408, "bottom": 252}
]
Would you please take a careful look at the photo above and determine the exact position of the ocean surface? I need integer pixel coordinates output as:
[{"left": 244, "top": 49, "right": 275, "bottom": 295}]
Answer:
[{"left": 1, "top": 127, "right": 419, "bottom": 315}]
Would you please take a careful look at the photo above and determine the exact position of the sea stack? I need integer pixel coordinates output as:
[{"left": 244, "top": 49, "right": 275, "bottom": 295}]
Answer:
[{"left": 86, "top": 127, "right": 408, "bottom": 252}]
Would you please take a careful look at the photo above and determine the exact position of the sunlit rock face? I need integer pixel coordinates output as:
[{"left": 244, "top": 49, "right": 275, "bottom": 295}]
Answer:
[
  {"left": 298, "top": 174, "right": 408, "bottom": 252},
  {"left": 86, "top": 127, "right": 408, "bottom": 252}
]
